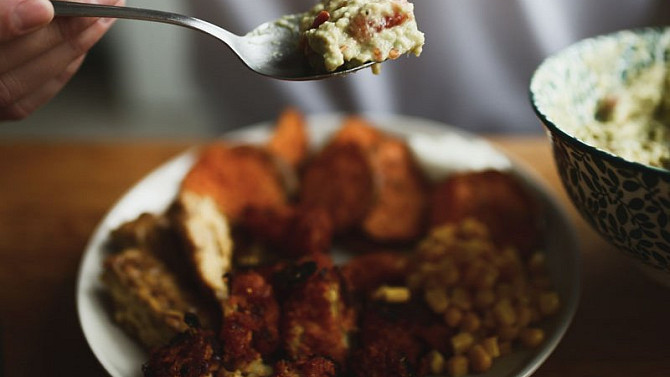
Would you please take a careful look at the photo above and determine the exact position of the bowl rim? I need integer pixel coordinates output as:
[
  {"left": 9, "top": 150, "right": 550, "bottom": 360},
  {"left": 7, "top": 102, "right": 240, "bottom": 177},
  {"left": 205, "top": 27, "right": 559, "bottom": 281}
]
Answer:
[{"left": 529, "top": 26, "right": 670, "bottom": 178}]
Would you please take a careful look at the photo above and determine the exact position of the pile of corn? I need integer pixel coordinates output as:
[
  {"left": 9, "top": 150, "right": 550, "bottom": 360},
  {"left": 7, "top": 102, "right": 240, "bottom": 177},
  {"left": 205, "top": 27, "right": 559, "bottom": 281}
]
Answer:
[{"left": 407, "top": 219, "right": 560, "bottom": 376}]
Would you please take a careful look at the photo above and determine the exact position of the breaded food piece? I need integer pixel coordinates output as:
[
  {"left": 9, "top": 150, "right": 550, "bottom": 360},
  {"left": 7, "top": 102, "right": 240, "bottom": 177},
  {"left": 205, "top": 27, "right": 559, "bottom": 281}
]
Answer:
[
  {"left": 331, "top": 116, "right": 384, "bottom": 150},
  {"left": 429, "top": 170, "right": 541, "bottom": 255},
  {"left": 316, "top": 117, "right": 428, "bottom": 242},
  {"left": 181, "top": 143, "right": 287, "bottom": 223},
  {"left": 171, "top": 192, "right": 234, "bottom": 303},
  {"left": 361, "top": 136, "right": 427, "bottom": 242},
  {"left": 350, "top": 305, "right": 423, "bottom": 377},
  {"left": 299, "top": 142, "right": 375, "bottom": 232},
  {"left": 340, "top": 251, "right": 409, "bottom": 296},
  {"left": 272, "top": 357, "right": 337, "bottom": 377},
  {"left": 143, "top": 328, "right": 221, "bottom": 377},
  {"left": 102, "top": 248, "right": 211, "bottom": 350},
  {"left": 108, "top": 212, "right": 166, "bottom": 252},
  {"left": 280, "top": 263, "right": 355, "bottom": 366},
  {"left": 220, "top": 271, "right": 279, "bottom": 376},
  {"left": 267, "top": 108, "right": 309, "bottom": 170},
  {"left": 239, "top": 205, "right": 334, "bottom": 259}
]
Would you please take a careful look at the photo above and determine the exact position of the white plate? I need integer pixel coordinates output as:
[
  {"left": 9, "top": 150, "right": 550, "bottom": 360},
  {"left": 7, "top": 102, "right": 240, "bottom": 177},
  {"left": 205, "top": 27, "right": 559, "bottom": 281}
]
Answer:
[{"left": 76, "top": 114, "right": 580, "bottom": 377}]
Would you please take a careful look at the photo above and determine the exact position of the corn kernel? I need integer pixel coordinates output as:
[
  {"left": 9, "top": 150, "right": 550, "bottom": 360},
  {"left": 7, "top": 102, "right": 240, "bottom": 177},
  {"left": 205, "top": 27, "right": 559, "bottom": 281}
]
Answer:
[
  {"left": 444, "top": 307, "right": 463, "bottom": 327},
  {"left": 520, "top": 328, "right": 545, "bottom": 348},
  {"left": 538, "top": 291, "right": 560, "bottom": 316},
  {"left": 445, "top": 355, "right": 469, "bottom": 377},
  {"left": 461, "top": 312, "right": 481, "bottom": 333},
  {"left": 493, "top": 298, "right": 516, "bottom": 326},
  {"left": 498, "top": 325, "right": 520, "bottom": 341},
  {"left": 426, "top": 350, "right": 445, "bottom": 375},
  {"left": 451, "top": 287, "right": 472, "bottom": 310},
  {"left": 425, "top": 287, "right": 449, "bottom": 313},
  {"left": 468, "top": 344, "right": 493, "bottom": 373},
  {"left": 516, "top": 305, "right": 533, "bottom": 327},
  {"left": 499, "top": 341, "right": 513, "bottom": 356},
  {"left": 451, "top": 332, "right": 475, "bottom": 355},
  {"left": 474, "top": 288, "right": 496, "bottom": 309},
  {"left": 481, "top": 337, "right": 501, "bottom": 358},
  {"left": 528, "top": 252, "right": 546, "bottom": 275},
  {"left": 371, "top": 286, "right": 411, "bottom": 303}
]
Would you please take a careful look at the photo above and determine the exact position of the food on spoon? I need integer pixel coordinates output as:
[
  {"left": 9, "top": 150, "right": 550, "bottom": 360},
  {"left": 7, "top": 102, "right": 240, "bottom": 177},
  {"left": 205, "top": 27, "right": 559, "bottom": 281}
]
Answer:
[{"left": 299, "top": 0, "right": 425, "bottom": 72}]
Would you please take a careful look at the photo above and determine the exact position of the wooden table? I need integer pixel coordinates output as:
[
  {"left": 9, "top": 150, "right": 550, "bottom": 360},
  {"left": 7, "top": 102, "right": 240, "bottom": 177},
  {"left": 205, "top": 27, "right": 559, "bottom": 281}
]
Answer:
[{"left": 1, "top": 137, "right": 669, "bottom": 376}]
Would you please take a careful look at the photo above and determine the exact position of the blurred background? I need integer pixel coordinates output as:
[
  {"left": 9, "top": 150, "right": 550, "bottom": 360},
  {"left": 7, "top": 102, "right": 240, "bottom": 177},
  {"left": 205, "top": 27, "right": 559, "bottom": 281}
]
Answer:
[
  {"left": 4, "top": 0, "right": 669, "bottom": 139},
  {"left": 5, "top": 0, "right": 213, "bottom": 139}
]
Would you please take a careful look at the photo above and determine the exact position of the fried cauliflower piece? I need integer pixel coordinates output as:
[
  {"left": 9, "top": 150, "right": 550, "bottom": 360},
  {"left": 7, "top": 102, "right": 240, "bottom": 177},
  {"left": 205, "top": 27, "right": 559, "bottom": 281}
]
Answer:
[
  {"left": 220, "top": 271, "right": 279, "bottom": 376},
  {"left": 143, "top": 328, "right": 222, "bottom": 377},
  {"left": 103, "top": 248, "right": 210, "bottom": 350},
  {"left": 171, "top": 191, "right": 234, "bottom": 303},
  {"left": 279, "top": 260, "right": 356, "bottom": 366},
  {"left": 103, "top": 213, "right": 216, "bottom": 350}
]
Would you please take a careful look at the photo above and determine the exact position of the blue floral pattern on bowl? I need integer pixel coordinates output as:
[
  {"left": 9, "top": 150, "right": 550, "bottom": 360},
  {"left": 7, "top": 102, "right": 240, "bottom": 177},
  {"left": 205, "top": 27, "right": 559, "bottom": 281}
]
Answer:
[
  {"left": 531, "top": 27, "right": 670, "bottom": 279},
  {"left": 550, "top": 131, "right": 670, "bottom": 270}
]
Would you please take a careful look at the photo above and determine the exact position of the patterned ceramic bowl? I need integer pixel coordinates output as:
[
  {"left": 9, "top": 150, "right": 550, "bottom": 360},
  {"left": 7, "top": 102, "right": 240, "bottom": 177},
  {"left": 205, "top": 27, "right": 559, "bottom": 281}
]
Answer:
[{"left": 530, "top": 27, "right": 670, "bottom": 287}]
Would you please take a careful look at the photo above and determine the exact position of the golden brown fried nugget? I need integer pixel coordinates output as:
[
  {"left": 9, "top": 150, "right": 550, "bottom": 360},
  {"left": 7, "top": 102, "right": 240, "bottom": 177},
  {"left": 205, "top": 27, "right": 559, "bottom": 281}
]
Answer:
[
  {"left": 181, "top": 144, "right": 287, "bottom": 223},
  {"left": 221, "top": 271, "right": 279, "bottom": 374},
  {"left": 330, "top": 116, "right": 384, "bottom": 150},
  {"left": 143, "top": 328, "right": 221, "bottom": 377},
  {"left": 240, "top": 205, "right": 334, "bottom": 259},
  {"left": 267, "top": 107, "right": 309, "bottom": 170},
  {"left": 430, "top": 170, "right": 541, "bottom": 255},
  {"left": 299, "top": 143, "right": 375, "bottom": 232},
  {"left": 362, "top": 137, "right": 427, "bottom": 242},
  {"left": 280, "top": 263, "right": 355, "bottom": 366},
  {"left": 340, "top": 251, "right": 409, "bottom": 295},
  {"left": 273, "top": 357, "right": 337, "bottom": 377}
]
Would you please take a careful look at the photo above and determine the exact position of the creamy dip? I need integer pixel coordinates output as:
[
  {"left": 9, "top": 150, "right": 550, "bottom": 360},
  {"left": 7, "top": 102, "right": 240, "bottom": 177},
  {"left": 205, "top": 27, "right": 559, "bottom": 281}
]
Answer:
[
  {"left": 576, "top": 63, "right": 670, "bottom": 169},
  {"left": 299, "top": 0, "right": 424, "bottom": 72}
]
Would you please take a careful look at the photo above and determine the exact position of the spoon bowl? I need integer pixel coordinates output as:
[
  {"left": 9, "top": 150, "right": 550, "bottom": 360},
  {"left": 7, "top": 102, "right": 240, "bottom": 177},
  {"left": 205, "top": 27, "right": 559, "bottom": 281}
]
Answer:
[{"left": 51, "top": 1, "right": 373, "bottom": 80}]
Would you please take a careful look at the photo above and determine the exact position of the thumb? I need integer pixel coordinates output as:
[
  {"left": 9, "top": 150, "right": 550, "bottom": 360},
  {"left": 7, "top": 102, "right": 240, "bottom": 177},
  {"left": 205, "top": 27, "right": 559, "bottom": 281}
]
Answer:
[{"left": 0, "top": 0, "right": 54, "bottom": 42}]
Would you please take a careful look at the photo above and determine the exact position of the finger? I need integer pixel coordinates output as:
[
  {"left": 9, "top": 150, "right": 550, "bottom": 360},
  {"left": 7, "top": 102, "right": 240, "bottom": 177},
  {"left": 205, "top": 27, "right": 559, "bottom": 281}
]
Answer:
[
  {"left": 0, "top": 55, "right": 85, "bottom": 120},
  {"left": 0, "top": 13, "right": 115, "bottom": 111},
  {"left": 0, "top": 0, "right": 54, "bottom": 42},
  {"left": 0, "top": 0, "right": 124, "bottom": 73}
]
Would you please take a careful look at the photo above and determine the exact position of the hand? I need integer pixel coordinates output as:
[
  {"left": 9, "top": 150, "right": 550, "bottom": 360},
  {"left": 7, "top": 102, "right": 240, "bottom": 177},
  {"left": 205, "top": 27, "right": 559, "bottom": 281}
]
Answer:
[{"left": 0, "top": 0, "right": 124, "bottom": 121}]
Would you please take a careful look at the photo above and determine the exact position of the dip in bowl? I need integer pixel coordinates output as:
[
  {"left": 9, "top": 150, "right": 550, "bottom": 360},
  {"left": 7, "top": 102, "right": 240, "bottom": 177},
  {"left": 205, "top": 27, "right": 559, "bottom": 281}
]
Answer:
[{"left": 530, "top": 27, "right": 670, "bottom": 286}]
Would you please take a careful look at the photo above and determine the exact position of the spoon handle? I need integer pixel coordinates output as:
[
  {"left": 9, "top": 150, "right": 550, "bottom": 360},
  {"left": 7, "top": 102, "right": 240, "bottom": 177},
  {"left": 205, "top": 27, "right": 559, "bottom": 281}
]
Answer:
[
  {"left": 51, "top": 1, "right": 187, "bottom": 24},
  {"left": 50, "top": 1, "right": 236, "bottom": 42}
]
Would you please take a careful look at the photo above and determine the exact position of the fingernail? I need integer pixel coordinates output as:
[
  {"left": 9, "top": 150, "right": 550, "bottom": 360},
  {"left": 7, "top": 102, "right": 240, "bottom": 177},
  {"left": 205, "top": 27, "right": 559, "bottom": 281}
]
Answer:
[{"left": 13, "top": 0, "right": 53, "bottom": 33}]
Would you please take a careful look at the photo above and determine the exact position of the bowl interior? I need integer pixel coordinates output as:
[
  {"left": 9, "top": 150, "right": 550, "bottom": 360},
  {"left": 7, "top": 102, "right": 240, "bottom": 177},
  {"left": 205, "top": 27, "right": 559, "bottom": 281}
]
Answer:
[{"left": 530, "top": 27, "right": 670, "bottom": 171}]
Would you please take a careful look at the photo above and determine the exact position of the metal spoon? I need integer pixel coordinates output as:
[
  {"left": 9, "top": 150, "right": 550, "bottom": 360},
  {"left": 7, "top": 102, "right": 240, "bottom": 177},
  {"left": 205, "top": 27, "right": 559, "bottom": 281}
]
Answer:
[{"left": 50, "top": 1, "right": 373, "bottom": 81}]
